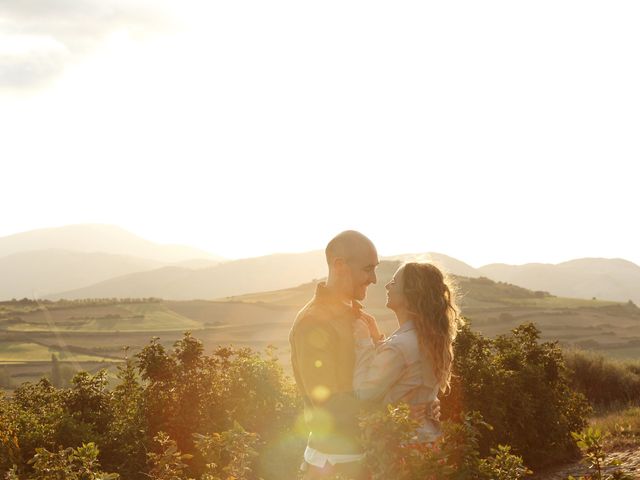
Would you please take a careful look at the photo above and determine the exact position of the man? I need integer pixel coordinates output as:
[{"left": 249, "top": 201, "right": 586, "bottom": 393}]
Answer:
[{"left": 290, "top": 230, "right": 410, "bottom": 479}]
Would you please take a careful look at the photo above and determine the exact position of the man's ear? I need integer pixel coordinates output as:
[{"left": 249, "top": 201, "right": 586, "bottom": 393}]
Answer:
[{"left": 333, "top": 256, "right": 348, "bottom": 273}]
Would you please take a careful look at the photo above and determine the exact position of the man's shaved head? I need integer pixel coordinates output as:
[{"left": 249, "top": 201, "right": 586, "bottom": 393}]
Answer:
[
  {"left": 325, "top": 230, "right": 378, "bottom": 301},
  {"left": 325, "top": 230, "right": 376, "bottom": 266}
]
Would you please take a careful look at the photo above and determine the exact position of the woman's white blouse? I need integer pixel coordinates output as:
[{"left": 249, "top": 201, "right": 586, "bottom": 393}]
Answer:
[{"left": 353, "top": 320, "right": 442, "bottom": 442}]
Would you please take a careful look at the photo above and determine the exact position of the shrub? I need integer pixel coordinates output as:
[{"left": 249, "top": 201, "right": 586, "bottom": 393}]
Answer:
[
  {"left": 0, "top": 325, "right": 593, "bottom": 479},
  {"left": 4, "top": 379, "right": 65, "bottom": 469},
  {"left": 0, "top": 334, "right": 302, "bottom": 480},
  {"left": 567, "top": 427, "right": 634, "bottom": 480},
  {"left": 564, "top": 350, "right": 640, "bottom": 408},
  {"left": 359, "top": 405, "right": 531, "bottom": 480},
  {"left": 443, "top": 322, "right": 591, "bottom": 468},
  {"left": 135, "top": 334, "right": 302, "bottom": 479},
  {"left": 147, "top": 432, "right": 194, "bottom": 480},
  {"left": 28, "top": 442, "right": 119, "bottom": 480},
  {"left": 194, "top": 422, "right": 260, "bottom": 480}
]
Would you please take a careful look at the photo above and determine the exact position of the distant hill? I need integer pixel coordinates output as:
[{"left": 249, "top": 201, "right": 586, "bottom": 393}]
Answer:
[
  {"left": 0, "top": 224, "right": 226, "bottom": 300},
  {"left": 385, "top": 253, "right": 640, "bottom": 304},
  {"left": 3, "top": 225, "right": 639, "bottom": 304},
  {"left": 0, "top": 224, "right": 222, "bottom": 263},
  {"left": 382, "top": 252, "right": 478, "bottom": 278},
  {"left": 478, "top": 258, "right": 640, "bottom": 304},
  {"left": 170, "top": 258, "right": 221, "bottom": 269},
  {"left": 47, "top": 249, "right": 640, "bottom": 305},
  {"left": 53, "top": 254, "right": 466, "bottom": 302},
  {"left": 0, "top": 249, "right": 162, "bottom": 299},
  {"left": 50, "top": 250, "right": 328, "bottom": 300},
  {"left": 224, "top": 260, "right": 561, "bottom": 311},
  {"left": 218, "top": 260, "right": 640, "bottom": 360}
]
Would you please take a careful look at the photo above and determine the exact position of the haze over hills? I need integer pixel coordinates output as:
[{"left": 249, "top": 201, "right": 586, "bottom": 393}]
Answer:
[
  {"left": 49, "top": 251, "right": 468, "bottom": 300},
  {"left": 477, "top": 258, "right": 640, "bottom": 304},
  {"left": 382, "top": 252, "right": 479, "bottom": 278},
  {"left": 0, "top": 224, "right": 223, "bottom": 263},
  {"left": 1, "top": 224, "right": 639, "bottom": 304},
  {"left": 0, "top": 250, "right": 163, "bottom": 299},
  {"left": 47, "top": 252, "right": 640, "bottom": 305},
  {"left": 385, "top": 252, "right": 640, "bottom": 303},
  {"left": 0, "top": 224, "right": 225, "bottom": 299},
  {"left": 49, "top": 250, "right": 329, "bottom": 300},
  {"left": 391, "top": 253, "right": 640, "bottom": 305}
]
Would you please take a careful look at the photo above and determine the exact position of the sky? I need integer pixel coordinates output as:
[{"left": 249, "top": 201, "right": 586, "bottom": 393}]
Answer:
[{"left": 1, "top": 0, "right": 639, "bottom": 267}]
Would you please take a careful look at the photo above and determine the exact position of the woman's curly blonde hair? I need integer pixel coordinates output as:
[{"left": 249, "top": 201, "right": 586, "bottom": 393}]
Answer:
[{"left": 402, "top": 262, "right": 464, "bottom": 393}]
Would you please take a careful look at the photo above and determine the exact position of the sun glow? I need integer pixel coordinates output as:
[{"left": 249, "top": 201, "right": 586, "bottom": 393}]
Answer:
[{"left": 1, "top": 0, "right": 639, "bottom": 266}]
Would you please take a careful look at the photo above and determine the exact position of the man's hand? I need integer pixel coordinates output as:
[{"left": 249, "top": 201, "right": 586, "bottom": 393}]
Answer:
[{"left": 359, "top": 310, "right": 383, "bottom": 341}]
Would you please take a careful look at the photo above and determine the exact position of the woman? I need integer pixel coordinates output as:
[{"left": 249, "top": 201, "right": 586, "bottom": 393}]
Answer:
[{"left": 353, "top": 262, "right": 463, "bottom": 442}]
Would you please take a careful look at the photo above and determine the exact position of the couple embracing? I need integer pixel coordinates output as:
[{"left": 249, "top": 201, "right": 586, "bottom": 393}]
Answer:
[{"left": 289, "top": 230, "right": 463, "bottom": 479}]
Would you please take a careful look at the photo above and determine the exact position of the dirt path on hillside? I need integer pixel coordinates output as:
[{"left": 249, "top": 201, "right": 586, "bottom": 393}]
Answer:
[{"left": 531, "top": 447, "right": 640, "bottom": 479}]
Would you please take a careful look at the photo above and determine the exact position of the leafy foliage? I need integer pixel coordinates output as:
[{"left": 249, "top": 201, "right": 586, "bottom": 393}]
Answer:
[
  {"left": 0, "top": 333, "right": 302, "bottom": 479},
  {"left": 359, "top": 405, "right": 531, "bottom": 480},
  {"left": 194, "top": 422, "right": 260, "bottom": 480},
  {"left": 567, "top": 428, "right": 633, "bottom": 480},
  {"left": 0, "top": 324, "right": 595, "bottom": 479},
  {"left": 564, "top": 350, "right": 640, "bottom": 408},
  {"left": 147, "top": 432, "right": 194, "bottom": 480},
  {"left": 443, "top": 321, "right": 591, "bottom": 468},
  {"left": 27, "top": 442, "right": 118, "bottom": 480}
]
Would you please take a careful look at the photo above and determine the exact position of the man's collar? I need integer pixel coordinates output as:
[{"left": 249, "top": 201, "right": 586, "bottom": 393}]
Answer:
[{"left": 315, "top": 282, "right": 362, "bottom": 316}]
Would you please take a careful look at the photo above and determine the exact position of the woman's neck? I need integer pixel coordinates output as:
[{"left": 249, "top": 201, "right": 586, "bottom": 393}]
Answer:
[{"left": 394, "top": 309, "right": 413, "bottom": 326}]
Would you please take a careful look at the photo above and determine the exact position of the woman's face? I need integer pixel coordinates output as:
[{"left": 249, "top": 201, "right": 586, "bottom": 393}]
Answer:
[{"left": 385, "top": 266, "right": 408, "bottom": 312}]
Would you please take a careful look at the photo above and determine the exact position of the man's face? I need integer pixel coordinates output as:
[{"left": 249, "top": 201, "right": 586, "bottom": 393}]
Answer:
[{"left": 346, "top": 245, "right": 379, "bottom": 301}]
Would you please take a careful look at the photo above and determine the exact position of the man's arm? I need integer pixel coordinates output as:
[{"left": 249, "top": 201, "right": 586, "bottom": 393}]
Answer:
[
  {"left": 292, "top": 316, "right": 365, "bottom": 427},
  {"left": 292, "top": 316, "right": 340, "bottom": 405}
]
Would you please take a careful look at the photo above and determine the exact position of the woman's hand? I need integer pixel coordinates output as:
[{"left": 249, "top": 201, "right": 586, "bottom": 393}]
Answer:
[
  {"left": 354, "top": 318, "right": 371, "bottom": 340},
  {"left": 429, "top": 398, "right": 441, "bottom": 422},
  {"left": 359, "top": 310, "right": 383, "bottom": 341},
  {"left": 408, "top": 399, "right": 441, "bottom": 423}
]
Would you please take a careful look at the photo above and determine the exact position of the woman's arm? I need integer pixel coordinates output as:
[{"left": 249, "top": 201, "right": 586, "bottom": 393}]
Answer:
[{"left": 353, "top": 320, "right": 405, "bottom": 402}]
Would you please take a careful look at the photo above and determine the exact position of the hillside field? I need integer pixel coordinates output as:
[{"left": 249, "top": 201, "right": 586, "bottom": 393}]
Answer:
[{"left": 1, "top": 261, "right": 639, "bottom": 388}]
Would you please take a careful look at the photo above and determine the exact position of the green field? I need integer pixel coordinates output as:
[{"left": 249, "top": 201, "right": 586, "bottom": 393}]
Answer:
[
  {"left": 1, "top": 271, "right": 640, "bottom": 389},
  {"left": 0, "top": 341, "right": 121, "bottom": 364},
  {"left": 5, "top": 303, "right": 203, "bottom": 332}
]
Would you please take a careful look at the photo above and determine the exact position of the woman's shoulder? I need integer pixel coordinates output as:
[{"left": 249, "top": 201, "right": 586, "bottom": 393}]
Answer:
[{"left": 384, "top": 326, "right": 421, "bottom": 364}]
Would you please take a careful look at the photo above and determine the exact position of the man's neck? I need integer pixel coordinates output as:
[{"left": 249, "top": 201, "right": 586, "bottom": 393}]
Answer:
[{"left": 324, "top": 279, "right": 353, "bottom": 304}]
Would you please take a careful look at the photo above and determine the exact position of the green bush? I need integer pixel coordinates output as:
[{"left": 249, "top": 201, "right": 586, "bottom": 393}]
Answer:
[
  {"left": 359, "top": 405, "right": 531, "bottom": 480},
  {"left": 567, "top": 427, "right": 634, "bottom": 480},
  {"left": 194, "top": 422, "right": 260, "bottom": 480},
  {"left": 0, "top": 324, "right": 594, "bottom": 479},
  {"left": 564, "top": 349, "right": 640, "bottom": 408},
  {"left": 0, "top": 333, "right": 302, "bottom": 480},
  {"left": 134, "top": 334, "right": 302, "bottom": 479},
  {"left": 27, "top": 442, "right": 119, "bottom": 480},
  {"left": 442, "top": 322, "right": 591, "bottom": 468},
  {"left": 3, "top": 379, "right": 65, "bottom": 470},
  {"left": 146, "top": 432, "right": 194, "bottom": 480}
]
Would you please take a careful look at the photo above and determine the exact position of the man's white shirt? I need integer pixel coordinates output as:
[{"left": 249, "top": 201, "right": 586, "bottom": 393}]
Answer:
[{"left": 304, "top": 446, "right": 364, "bottom": 467}]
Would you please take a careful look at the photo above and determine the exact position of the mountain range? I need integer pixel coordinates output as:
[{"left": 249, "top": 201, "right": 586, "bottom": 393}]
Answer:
[
  {"left": 0, "top": 224, "right": 638, "bottom": 303},
  {"left": 390, "top": 253, "right": 640, "bottom": 304}
]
